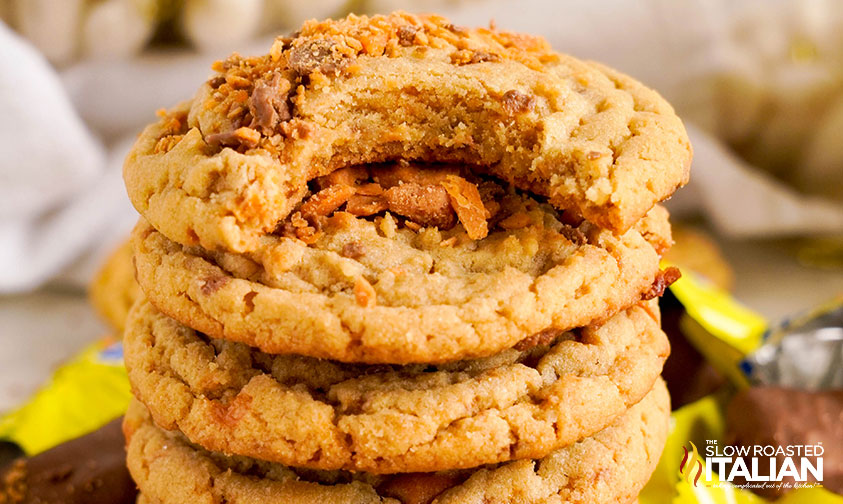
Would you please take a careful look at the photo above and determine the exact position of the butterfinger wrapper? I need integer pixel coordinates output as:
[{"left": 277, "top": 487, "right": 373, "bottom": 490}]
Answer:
[
  {"left": 743, "top": 297, "right": 843, "bottom": 389},
  {"left": 0, "top": 337, "right": 131, "bottom": 455},
  {"left": 641, "top": 269, "right": 843, "bottom": 503}
]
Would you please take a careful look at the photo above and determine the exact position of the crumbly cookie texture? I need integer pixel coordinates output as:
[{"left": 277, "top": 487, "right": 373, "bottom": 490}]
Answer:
[
  {"left": 88, "top": 239, "right": 140, "bottom": 333},
  {"left": 132, "top": 196, "right": 671, "bottom": 364},
  {"left": 123, "top": 11, "right": 691, "bottom": 253},
  {"left": 124, "top": 298, "right": 667, "bottom": 473},
  {"left": 124, "top": 379, "right": 669, "bottom": 504}
]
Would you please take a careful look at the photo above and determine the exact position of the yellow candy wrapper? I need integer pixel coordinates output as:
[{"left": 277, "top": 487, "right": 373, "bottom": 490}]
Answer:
[
  {"left": 641, "top": 391, "right": 843, "bottom": 504},
  {"left": 0, "top": 336, "right": 131, "bottom": 455},
  {"left": 641, "top": 266, "right": 843, "bottom": 503}
]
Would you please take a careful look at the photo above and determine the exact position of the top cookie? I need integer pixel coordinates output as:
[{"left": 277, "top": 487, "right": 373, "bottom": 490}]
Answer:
[{"left": 124, "top": 12, "right": 691, "bottom": 253}]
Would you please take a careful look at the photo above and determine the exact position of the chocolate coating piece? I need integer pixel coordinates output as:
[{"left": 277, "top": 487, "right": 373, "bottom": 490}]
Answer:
[
  {"left": 727, "top": 387, "right": 843, "bottom": 497},
  {"left": 660, "top": 293, "right": 725, "bottom": 408},
  {"left": 0, "top": 417, "right": 137, "bottom": 504},
  {"left": 0, "top": 443, "right": 23, "bottom": 469}
]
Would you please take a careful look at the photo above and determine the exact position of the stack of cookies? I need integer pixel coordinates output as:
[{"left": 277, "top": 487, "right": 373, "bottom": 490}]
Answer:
[{"left": 121, "top": 12, "right": 691, "bottom": 504}]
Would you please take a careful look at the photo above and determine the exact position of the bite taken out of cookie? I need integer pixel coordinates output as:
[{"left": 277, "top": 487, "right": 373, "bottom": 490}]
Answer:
[{"left": 123, "top": 12, "right": 691, "bottom": 255}]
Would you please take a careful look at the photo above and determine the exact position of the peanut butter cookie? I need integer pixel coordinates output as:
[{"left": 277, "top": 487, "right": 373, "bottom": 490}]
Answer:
[
  {"left": 123, "top": 12, "right": 691, "bottom": 254},
  {"left": 88, "top": 239, "right": 141, "bottom": 333},
  {"left": 131, "top": 169, "right": 672, "bottom": 364},
  {"left": 124, "top": 379, "right": 669, "bottom": 504},
  {"left": 124, "top": 297, "right": 667, "bottom": 473}
]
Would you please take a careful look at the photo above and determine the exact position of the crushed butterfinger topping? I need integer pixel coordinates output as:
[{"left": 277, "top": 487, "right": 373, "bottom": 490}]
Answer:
[
  {"left": 378, "top": 472, "right": 465, "bottom": 504},
  {"left": 382, "top": 183, "right": 456, "bottom": 230},
  {"left": 403, "top": 221, "right": 422, "bottom": 232},
  {"left": 248, "top": 71, "right": 292, "bottom": 134},
  {"left": 0, "top": 459, "right": 27, "bottom": 504},
  {"left": 153, "top": 134, "right": 184, "bottom": 154},
  {"left": 200, "top": 13, "right": 557, "bottom": 152},
  {"left": 341, "top": 242, "right": 366, "bottom": 258},
  {"left": 319, "top": 166, "right": 368, "bottom": 188},
  {"left": 346, "top": 194, "right": 389, "bottom": 217},
  {"left": 354, "top": 276, "right": 377, "bottom": 307},
  {"left": 513, "top": 328, "right": 564, "bottom": 351},
  {"left": 355, "top": 183, "right": 384, "bottom": 196},
  {"left": 502, "top": 89, "right": 536, "bottom": 115},
  {"left": 153, "top": 109, "right": 189, "bottom": 153},
  {"left": 276, "top": 162, "right": 557, "bottom": 246},
  {"left": 440, "top": 174, "right": 489, "bottom": 240},
  {"left": 498, "top": 212, "right": 531, "bottom": 230},
  {"left": 209, "top": 393, "right": 253, "bottom": 427},
  {"left": 206, "top": 127, "right": 261, "bottom": 148},
  {"left": 299, "top": 184, "right": 356, "bottom": 221},
  {"left": 642, "top": 266, "right": 682, "bottom": 300},
  {"left": 372, "top": 162, "right": 457, "bottom": 188}
]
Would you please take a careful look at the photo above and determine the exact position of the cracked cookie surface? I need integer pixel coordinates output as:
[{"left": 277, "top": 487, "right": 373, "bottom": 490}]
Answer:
[
  {"left": 132, "top": 189, "right": 670, "bottom": 363},
  {"left": 125, "top": 379, "right": 668, "bottom": 504},
  {"left": 123, "top": 11, "right": 691, "bottom": 254},
  {"left": 124, "top": 297, "right": 667, "bottom": 473}
]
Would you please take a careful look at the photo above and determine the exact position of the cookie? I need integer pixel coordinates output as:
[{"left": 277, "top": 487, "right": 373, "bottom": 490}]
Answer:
[
  {"left": 664, "top": 225, "right": 733, "bottom": 291},
  {"left": 88, "top": 239, "right": 141, "bottom": 332},
  {"left": 125, "top": 378, "right": 668, "bottom": 504},
  {"left": 135, "top": 494, "right": 643, "bottom": 504},
  {"left": 132, "top": 184, "right": 672, "bottom": 364},
  {"left": 123, "top": 12, "right": 691, "bottom": 254},
  {"left": 124, "top": 296, "right": 667, "bottom": 473},
  {"left": 136, "top": 489, "right": 640, "bottom": 504}
]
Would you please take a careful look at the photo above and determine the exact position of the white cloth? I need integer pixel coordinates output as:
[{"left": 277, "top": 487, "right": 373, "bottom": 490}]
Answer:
[
  {"left": 2, "top": 0, "right": 843, "bottom": 293},
  {"left": 0, "top": 23, "right": 113, "bottom": 292}
]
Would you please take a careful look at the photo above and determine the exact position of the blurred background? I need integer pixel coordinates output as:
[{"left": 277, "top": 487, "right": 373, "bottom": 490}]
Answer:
[{"left": 0, "top": 0, "right": 842, "bottom": 413}]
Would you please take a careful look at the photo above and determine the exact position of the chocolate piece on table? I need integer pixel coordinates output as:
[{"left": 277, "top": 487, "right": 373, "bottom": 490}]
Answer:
[
  {"left": 660, "top": 293, "right": 725, "bottom": 408},
  {"left": 0, "top": 443, "right": 23, "bottom": 470},
  {"left": 0, "top": 417, "right": 136, "bottom": 504},
  {"left": 727, "top": 387, "right": 843, "bottom": 497}
]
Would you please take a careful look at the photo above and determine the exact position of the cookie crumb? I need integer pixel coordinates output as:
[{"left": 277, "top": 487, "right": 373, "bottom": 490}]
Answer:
[
  {"left": 341, "top": 242, "right": 366, "bottom": 259},
  {"left": 641, "top": 266, "right": 681, "bottom": 300},
  {"left": 439, "top": 236, "right": 458, "bottom": 247},
  {"left": 378, "top": 213, "right": 398, "bottom": 238}
]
